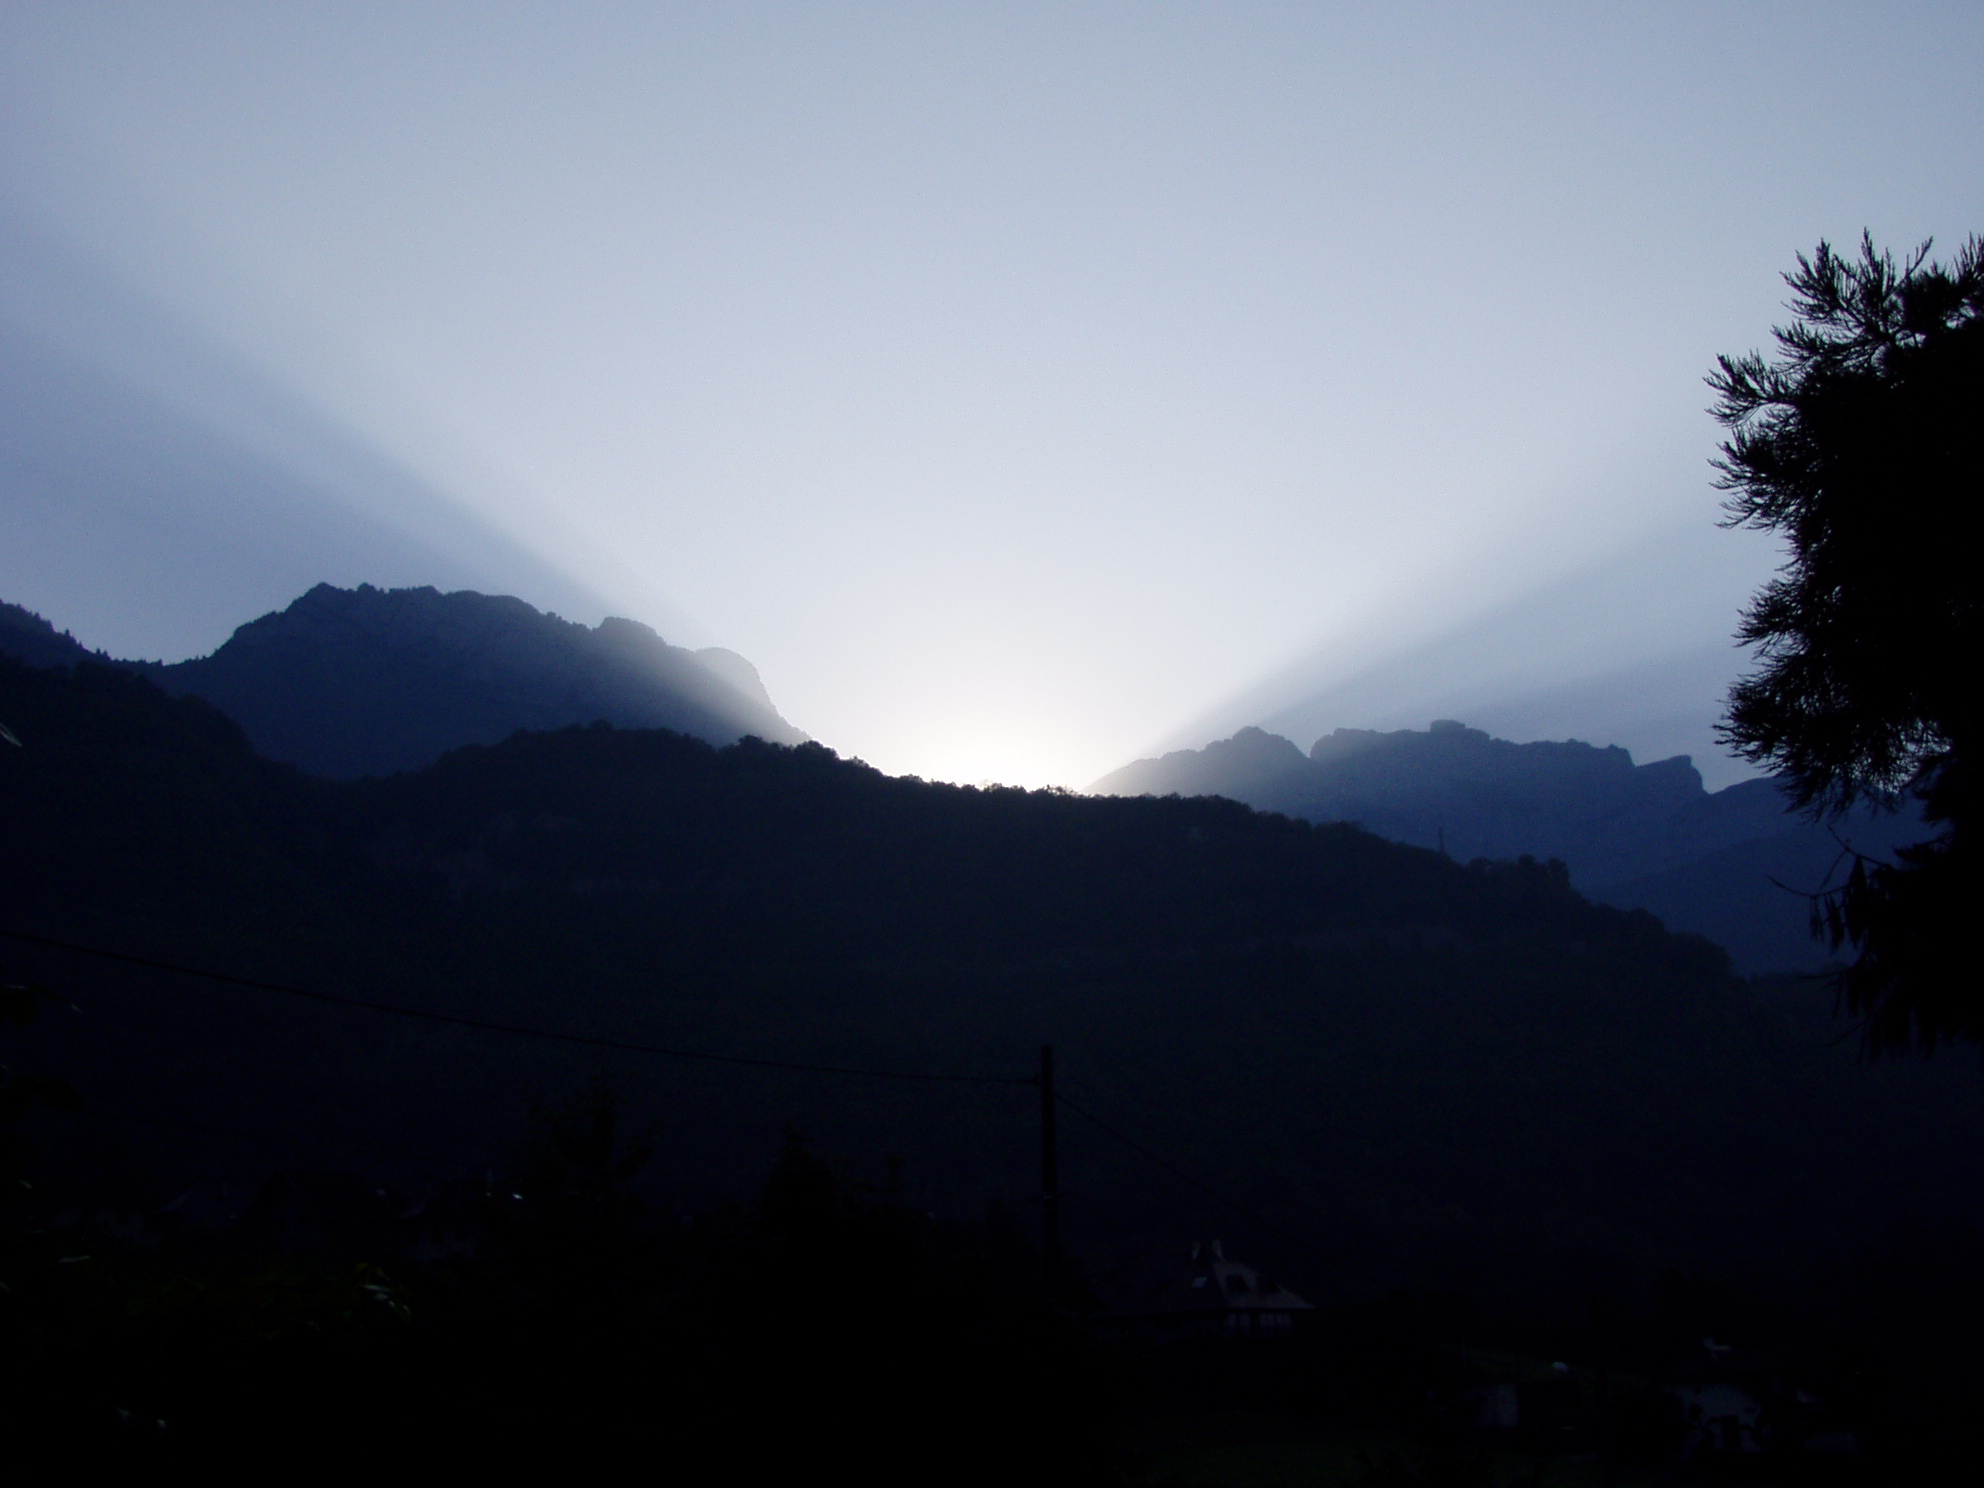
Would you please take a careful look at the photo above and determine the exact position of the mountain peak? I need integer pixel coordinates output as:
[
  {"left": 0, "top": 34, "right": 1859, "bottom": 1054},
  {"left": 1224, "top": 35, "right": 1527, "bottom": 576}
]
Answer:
[
  {"left": 1094, "top": 719, "right": 1719, "bottom": 888},
  {"left": 2, "top": 584, "right": 805, "bottom": 779}
]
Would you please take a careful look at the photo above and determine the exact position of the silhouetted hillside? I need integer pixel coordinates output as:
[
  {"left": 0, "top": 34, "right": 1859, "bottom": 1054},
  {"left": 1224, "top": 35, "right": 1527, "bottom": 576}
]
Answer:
[
  {"left": 0, "top": 601, "right": 108, "bottom": 673},
  {"left": 1093, "top": 720, "right": 1923, "bottom": 972},
  {"left": 5, "top": 655, "right": 1979, "bottom": 1314},
  {"left": 0, "top": 585, "right": 805, "bottom": 777}
]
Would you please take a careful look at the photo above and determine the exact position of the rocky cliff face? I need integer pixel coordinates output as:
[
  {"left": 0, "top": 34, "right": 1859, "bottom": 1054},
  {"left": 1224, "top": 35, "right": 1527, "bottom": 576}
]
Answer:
[
  {"left": 1, "top": 584, "right": 805, "bottom": 778},
  {"left": 1095, "top": 720, "right": 1754, "bottom": 887},
  {"left": 1094, "top": 719, "right": 1922, "bottom": 972}
]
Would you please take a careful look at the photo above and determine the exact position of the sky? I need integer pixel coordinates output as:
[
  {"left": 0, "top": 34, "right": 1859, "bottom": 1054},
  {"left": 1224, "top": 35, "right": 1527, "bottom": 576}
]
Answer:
[{"left": 1, "top": 4, "right": 1978, "bottom": 790}]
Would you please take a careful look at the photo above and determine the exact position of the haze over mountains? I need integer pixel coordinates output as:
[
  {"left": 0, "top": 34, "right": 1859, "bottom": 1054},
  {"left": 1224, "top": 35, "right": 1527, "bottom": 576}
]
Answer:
[
  {"left": 0, "top": 583, "right": 804, "bottom": 778},
  {"left": 3, "top": 568, "right": 1980, "bottom": 1441},
  {"left": 3, "top": 581, "right": 1927, "bottom": 978},
  {"left": 1094, "top": 721, "right": 1924, "bottom": 975}
]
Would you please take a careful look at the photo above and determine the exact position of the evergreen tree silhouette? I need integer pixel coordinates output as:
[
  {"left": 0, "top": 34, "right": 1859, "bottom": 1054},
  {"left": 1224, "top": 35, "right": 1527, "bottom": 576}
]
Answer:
[{"left": 1711, "top": 233, "right": 1980, "bottom": 1049}]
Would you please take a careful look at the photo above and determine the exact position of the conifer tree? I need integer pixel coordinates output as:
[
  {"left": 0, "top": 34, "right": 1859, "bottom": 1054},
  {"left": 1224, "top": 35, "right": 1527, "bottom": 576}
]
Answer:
[{"left": 1712, "top": 233, "right": 1979, "bottom": 1049}]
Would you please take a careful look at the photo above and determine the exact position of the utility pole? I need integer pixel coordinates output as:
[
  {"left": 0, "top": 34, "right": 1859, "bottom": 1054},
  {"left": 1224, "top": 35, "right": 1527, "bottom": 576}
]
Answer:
[{"left": 1039, "top": 1043, "right": 1060, "bottom": 1297}]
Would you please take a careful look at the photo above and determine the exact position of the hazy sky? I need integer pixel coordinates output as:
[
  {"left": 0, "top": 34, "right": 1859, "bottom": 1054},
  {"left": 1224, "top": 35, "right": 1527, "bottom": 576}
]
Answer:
[{"left": 2, "top": 4, "right": 1978, "bottom": 789}]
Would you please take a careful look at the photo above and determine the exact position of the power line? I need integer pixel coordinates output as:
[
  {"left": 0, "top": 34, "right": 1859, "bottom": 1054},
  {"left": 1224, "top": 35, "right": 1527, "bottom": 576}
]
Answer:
[{"left": 0, "top": 928, "right": 1034, "bottom": 1087}]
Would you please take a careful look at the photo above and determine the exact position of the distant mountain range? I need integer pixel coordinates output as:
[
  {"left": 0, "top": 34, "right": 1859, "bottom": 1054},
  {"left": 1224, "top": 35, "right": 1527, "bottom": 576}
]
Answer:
[
  {"left": 1, "top": 586, "right": 1928, "bottom": 975},
  {"left": 0, "top": 583, "right": 804, "bottom": 777},
  {"left": 1092, "top": 720, "right": 1926, "bottom": 974}
]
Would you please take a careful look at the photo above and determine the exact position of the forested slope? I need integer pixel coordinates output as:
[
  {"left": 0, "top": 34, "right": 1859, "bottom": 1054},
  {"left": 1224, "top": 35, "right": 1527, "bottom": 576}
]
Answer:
[{"left": 4, "top": 657, "right": 1979, "bottom": 1309}]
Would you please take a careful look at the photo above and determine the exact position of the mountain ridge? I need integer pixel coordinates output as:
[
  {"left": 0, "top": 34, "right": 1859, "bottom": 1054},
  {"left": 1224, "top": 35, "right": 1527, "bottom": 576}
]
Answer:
[
  {"left": 1094, "top": 720, "right": 1923, "bottom": 972},
  {"left": 6, "top": 650, "right": 1979, "bottom": 1311},
  {"left": 0, "top": 583, "right": 804, "bottom": 778}
]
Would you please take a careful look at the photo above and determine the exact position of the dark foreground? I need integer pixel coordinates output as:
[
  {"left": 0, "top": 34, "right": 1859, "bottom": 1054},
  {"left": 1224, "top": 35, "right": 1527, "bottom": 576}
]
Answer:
[
  {"left": 6, "top": 1098, "right": 1977, "bottom": 1483},
  {"left": 2, "top": 657, "right": 1979, "bottom": 1478}
]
